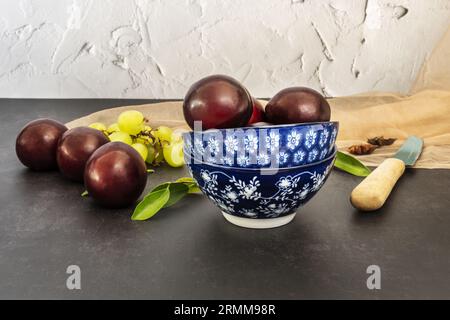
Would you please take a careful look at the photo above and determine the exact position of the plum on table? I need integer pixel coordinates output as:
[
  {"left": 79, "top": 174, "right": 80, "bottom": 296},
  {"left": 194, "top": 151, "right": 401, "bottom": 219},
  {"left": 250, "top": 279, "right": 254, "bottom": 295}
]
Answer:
[{"left": 16, "top": 119, "right": 68, "bottom": 171}]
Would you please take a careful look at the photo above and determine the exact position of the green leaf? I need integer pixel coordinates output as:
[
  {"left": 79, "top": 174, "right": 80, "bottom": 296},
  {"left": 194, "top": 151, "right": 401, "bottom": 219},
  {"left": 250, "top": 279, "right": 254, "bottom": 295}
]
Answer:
[
  {"left": 131, "top": 177, "right": 201, "bottom": 221},
  {"left": 175, "top": 177, "right": 196, "bottom": 184},
  {"left": 151, "top": 182, "right": 171, "bottom": 193},
  {"left": 175, "top": 177, "right": 200, "bottom": 193},
  {"left": 81, "top": 190, "right": 89, "bottom": 197},
  {"left": 151, "top": 178, "right": 199, "bottom": 195},
  {"left": 334, "top": 151, "right": 372, "bottom": 177},
  {"left": 186, "top": 183, "right": 201, "bottom": 194},
  {"left": 131, "top": 187, "right": 170, "bottom": 221},
  {"left": 163, "top": 183, "right": 189, "bottom": 208}
]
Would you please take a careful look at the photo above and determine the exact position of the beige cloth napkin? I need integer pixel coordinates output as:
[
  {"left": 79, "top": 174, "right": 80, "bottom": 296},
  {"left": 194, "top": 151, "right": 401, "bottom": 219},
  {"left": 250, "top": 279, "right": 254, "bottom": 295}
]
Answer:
[
  {"left": 66, "top": 26, "right": 450, "bottom": 169},
  {"left": 329, "top": 25, "right": 450, "bottom": 169}
]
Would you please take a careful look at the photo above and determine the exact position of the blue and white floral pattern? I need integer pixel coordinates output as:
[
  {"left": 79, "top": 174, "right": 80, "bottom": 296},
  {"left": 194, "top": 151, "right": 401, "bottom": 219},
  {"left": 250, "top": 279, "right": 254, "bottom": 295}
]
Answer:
[
  {"left": 266, "top": 131, "right": 280, "bottom": 152},
  {"left": 293, "top": 150, "right": 306, "bottom": 164},
  {"left": 223, "top": 155, "right": 235, "bottom": 166},
  {"left": 206, "top": 137, "right": 220, "bottom": 154},
  {"left": 305, "top": 129, "right": 317, "bottom": 150},
  {"left": 245, "top": 133, "right": 259, "bottom": 153},
  {"left": 319, "top": 148, "right": 328, "bottom": 160},
  {"left": 307, "top": 149, "right": 319, "bottom": 162},
  {"left": 194, "top": 137, "right": 205, "bottom": 154},
  {"left": 257, "top": 153, "right": 271, "bottom": 166},
  {"left": 184, "top": 122, "right": 338, "bottom": 169},
  {"left": 224, "top": 135, "right": 239, "bottom": 153},
  {"left": 319, "top": 129, "right": 329, "bottom": 148},
  {"left": 237, "top": 154, "right": 250, "bottom": 167},
  {"left": 287, "top": 130, "right": 301, "bottom": 150},
  {"left": 276, "top": 151, "right": 290, "bottom": 165},
  {"left": 187, "top": 154, "right": 335, "bottom": 219},
  {"left": 331, "top": 127, "right": 338, "bottom": 143}
]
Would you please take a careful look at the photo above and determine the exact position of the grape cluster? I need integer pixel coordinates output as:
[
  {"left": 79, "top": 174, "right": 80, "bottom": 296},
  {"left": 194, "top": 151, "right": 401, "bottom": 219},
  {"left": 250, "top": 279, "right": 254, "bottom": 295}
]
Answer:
[{"left": 88, "top": 110, "right": 185, "bottom": 168}]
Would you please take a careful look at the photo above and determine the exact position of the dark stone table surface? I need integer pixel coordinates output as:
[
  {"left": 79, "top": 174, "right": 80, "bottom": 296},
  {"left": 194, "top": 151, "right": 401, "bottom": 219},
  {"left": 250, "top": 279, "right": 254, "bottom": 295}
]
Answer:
[{"left": 0, "top": 99, "right": 449, "bottom": 299}]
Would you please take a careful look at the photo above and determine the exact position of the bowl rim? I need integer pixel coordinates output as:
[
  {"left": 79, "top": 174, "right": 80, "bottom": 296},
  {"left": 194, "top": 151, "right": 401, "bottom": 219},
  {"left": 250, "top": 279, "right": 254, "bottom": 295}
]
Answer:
[
  {"left": 186, "top": 146, "right": 337, "bottom": 171},
  {"left": 183, "top": 121, "right": 339, "bottom": 134}
]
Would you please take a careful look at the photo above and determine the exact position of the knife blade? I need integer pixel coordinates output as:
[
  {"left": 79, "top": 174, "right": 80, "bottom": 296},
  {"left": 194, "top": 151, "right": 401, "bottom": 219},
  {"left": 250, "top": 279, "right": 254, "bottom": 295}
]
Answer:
[
  {"left": 392, "top": 136, "right": 423, "bottom": 166},
  {"left": 350, "top": 136, "right": 423, "bottom": 211}
]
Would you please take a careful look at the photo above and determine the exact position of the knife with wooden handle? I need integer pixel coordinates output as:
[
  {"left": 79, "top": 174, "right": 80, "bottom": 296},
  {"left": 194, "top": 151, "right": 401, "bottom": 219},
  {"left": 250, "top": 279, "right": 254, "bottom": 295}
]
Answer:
[{"left": 350, "top": 136, "right": 423, "bottom": 211}]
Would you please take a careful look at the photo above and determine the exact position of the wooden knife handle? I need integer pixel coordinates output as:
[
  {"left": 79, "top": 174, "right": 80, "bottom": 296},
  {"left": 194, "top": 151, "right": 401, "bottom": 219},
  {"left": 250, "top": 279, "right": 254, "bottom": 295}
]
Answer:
[{"left": 350, "top": 158, "right": 405, "bottom": 211}]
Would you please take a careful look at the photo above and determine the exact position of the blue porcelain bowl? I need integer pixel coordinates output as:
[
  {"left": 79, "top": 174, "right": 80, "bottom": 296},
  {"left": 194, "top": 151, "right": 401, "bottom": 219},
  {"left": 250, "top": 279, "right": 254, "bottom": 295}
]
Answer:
[
  {"left": 183, "top": 122, "right": 338, "bottom": 169},
  {"left": 186, "top": 146, "right": 337, "bottom": 228}
]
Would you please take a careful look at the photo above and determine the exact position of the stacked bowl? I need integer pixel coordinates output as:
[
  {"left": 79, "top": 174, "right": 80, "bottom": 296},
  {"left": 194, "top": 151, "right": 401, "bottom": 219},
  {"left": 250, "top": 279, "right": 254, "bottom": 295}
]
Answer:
[{"left": 183, "top": 121, "right": 339, "bottom": 229}]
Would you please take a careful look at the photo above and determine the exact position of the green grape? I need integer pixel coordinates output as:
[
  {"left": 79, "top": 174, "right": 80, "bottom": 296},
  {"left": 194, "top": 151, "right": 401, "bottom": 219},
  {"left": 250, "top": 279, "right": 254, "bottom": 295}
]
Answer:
[
  {"left": 131, "top": 143, "right": 148, "bottom": 161},
  {"left": 163, "top": 141, "right": 185, "bottom": 167},
  {"left": 146, "top": 144, "right": 156, "bottom": 164},
  {"left": 107, "top": 123, "right": 120, "bottom": 134},
  {"left": 153, "top": 126, "right": 173, "bottom": 143},
  {"left": 118, "top": 110, "right": 144, "bottom": 135},
  {"left": 109, "top": 131, "right": 133, "bottom": 145},
  {"left": 89, "top": 122, "right": 107, "bottom": 131},
  {"left": 143, "top": 125, "right": 152, "bottom": 132}
]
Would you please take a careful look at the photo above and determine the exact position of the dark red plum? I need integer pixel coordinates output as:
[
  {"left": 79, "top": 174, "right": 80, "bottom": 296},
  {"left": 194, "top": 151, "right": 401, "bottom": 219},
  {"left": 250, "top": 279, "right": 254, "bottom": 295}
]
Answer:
[
  {"left": 84, "top": 142, "right": 147, "bottom": 208},
  {"left": 16, "top": 119, "right": 68, "bottom": 171},
  {"left": 57, "top": 127, "right": 109, "bottom": 182},
  {"left": 183, "top": 75, "right": 253, "bottom": 130},
  {"left": 247, "top": 97, "right": 266, "bottom": 125},
  {"left": 265, "top": 87, "right": 331, "bottom": 124}
]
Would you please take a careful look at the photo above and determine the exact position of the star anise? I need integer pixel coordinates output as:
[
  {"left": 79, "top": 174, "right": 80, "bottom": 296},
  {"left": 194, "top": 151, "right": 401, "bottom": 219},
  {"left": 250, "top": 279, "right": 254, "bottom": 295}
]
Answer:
[{"left": 348, "top": 144, "right": 379, "bottom": 155}]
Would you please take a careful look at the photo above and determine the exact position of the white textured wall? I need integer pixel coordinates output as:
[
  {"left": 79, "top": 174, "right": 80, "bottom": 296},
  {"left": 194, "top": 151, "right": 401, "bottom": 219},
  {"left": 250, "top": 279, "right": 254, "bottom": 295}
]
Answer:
[{"left": 0, "top": 0, "right": 449, "bottom": 98}]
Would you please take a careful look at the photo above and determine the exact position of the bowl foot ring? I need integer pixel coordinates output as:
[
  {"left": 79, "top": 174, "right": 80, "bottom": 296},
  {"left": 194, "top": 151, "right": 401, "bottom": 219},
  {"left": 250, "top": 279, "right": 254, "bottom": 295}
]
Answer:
[{"left": 221, "top": 212, "right": 296, "bottom": 229}]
